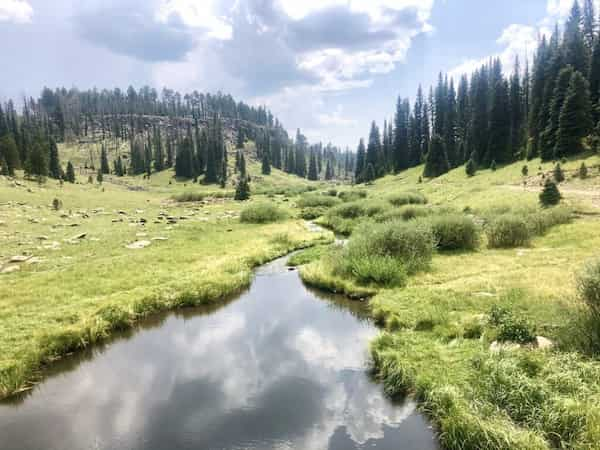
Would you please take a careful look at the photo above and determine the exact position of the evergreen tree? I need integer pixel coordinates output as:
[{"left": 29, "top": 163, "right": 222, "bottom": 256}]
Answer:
[
  {"left": 26, "top": 138, "right": 48, "bottom": 179},
  {"left": 0, "top": 134, "right": 18, "bottom": 176},
  {"left": 48, "top": 138, "right": 61, "bottom": 179},
  {"left": 555, "top": 71, "right": 593, "bottom": 157},
  {"left": 366, "top": 121, "right": 381, "bottom": 176},
  {"left": 423, "top": 134, "right": 450, "bottom": 178},
  {"left": 307, "top": 151, "right": 318, "bottom": 181},
  {"left": 0, "top": 154, "right": 8, "bottom": 176},
  {"left": 100, "top": 144, "right": 110, "bottom": 174},
  {"left": 583, "top": 0, "right": 596, "bottom": 50},
  {"left": 444, "top": 79, "right": 458, "bottom": 167},
  {"left": 509, "top": 57, "right": 524, "bottom": 158},
  {"left": 589, "top": 36, "right": 600, "bottom": 120},
  {"left": 236, "top": 123, "right": 244, "bottom": 149},
  {"left": 174, "top": 136, "right": 195, "bottom": 179},
  {"left": 355, "top": 138, "right": 366, "bottom": 182},
  {"left": 262, "top": 134, "right": 271, "bottom": 175},
  {"left": 96, "top": 169, "right": 103, "bottom": 184},
  {"left": 563, "top": 1, "right": 589, "bottom": 75},
  {"left": 540, "top": 178, "right": 562, "bottom": 207},
  {"left": 541, "top": 66, "right": 574, "bottom": 160},
  {"left": 579, "top": 162, "right": 589, "bottom": 178},
  {"left": 234, "top": 175, "right": 250, "bottom": 200},
  {"left": 486, "top": 80, "right": 512, "bottom": 165},
  {"left": 65, "top": 161, "right": 76, "bottom": 183},
  {"left": 114, "top": 156, "right": 124, "bottom": 176},
  {"left": 465, "top": 156, "right": 477, "bottom": 177},
  {"left": 554, "top": 163, "right": 566, "bottom": 183},
  {"left": 393, "top": 97, "right": 410, "bottom": 171},
  {"left": 154, "top": 126, "right": 164, "bottom": 172},
  {"left": 220, "top": 156, "right": 227, "bottom": 188},
  {"left": 364, "top": 163, "right": 375, "bottom": 183},
  {"left": 522, "top": 165, "right": 529, "bottom": 176},
  {"left": 325, "top": 159, "right": 334, "bottom": 180}
]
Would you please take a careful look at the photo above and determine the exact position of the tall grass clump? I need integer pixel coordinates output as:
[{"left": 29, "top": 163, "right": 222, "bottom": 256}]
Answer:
[
  {"left": 526, "top": 206, "right": 572, "bottom": 236},
  {"left": 578, "top": 259, "right": 600, "bottom": 319},
  {"left": 173, "top": 191, "right": 205, "bottom": 202},
  {"left": 427, "top": 214, "right": 479, "bottom": 251},
  {"left": 297, "top": 194, "right": 341, "bottom": 208},
  {"left": 337, "top": 220, "right": 435, "bottom": 286},
  {"left": 486, "top": 214, "right": 531, "bottom": 248},
  {"left": 387, "top": 191, "right": 427, "bottom": 207},
  {"left": 338, "top": 190, "right": 367, "bottom": 202},
  {"left": 240, "top": 202, "right": 287, "bottom": 224}
]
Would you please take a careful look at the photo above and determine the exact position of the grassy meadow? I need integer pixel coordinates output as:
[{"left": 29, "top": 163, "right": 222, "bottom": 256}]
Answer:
[
  {"left": 0, "top": 161, "right": 332, "bottom": 398},
  {"left": 294, "top": 153, "right": 600, "bottom": 449}
]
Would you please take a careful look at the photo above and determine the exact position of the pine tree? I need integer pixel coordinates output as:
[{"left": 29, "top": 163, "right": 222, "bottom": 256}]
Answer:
[
  {"left": 444, "top": 79, "right": 458, "bottom": 167},
  {"left": 114, "top": 157, "right": 124, "bottom": 176},
  {"left": 220, "top": 156, "right": 227, "bottom": 188},
  {"left": 540, "top": 178, "right": 562, "bottom": 207},
  {"left": 153, "top": 126, "right": 164, "bottom": 172},
  {"left": 325, "top": 159, "right": 334, "bottom": 180},
  {"left": 393, "top": 97, "right": 410, "bottom": 172},
  {"left": 465, "top": 157, "right": 477, "bottom": 177},
  {"left": 509, "top": 57, "right": 524, "bottom": 158},
  {"left": 100, "top": 144, "right": 110, "bottom": 174},
  {"left": 364, "top": 163, "right": 376, "bottom": 183},
  {"left": 26, "top": 138, "right": 49, "bottom": 179},
  {"left": 522, "top": 165, "right": 529, "bottom": 176},
  {"left": 423, "top": 134, "right": 449, "bottom": 178},
  {"left": 262, "top": 135, "right": 271, "bottom": 175},
  {"left": 579, "top": 162, "right": 589, "bottom": 178},
  {"left": 236, "top": 123, "right": 244, "bottom": 149},
  {"left": 554, "top": 163, "right": 566, "bottom": 183},
  {"left": 175, "top": 136, "right": 194, "bottom": 179},
  {"left": 366, "top": 121, "right": 381, "bottom": 176},
  {"left": 355, "top": 138, "right": 366, "bottom": 182},
  {"left": 0, "top": 135, "right": 19, "bottom": 176},
  {"left": 307, "top": 151, "right": 318, "bottom": 181},
  {"left": 563, "top": 1, "right": 589, "bottom": 75},
  {"left": 541, "top": 66, "right": 574, "bottom": 160},
  {"left": 48, "top": 138, "right": 61, "bottom": 179},
  {"left": 555, "top": 71, "right": 593, "bottom": 157},
  {"left": 96, "top": 169, "right": 103, "bottom": 184},
  {"left": 589, "top": 37, "right": 600, "bottom": 120},
  {"left": 65, "top": 161, "right": 75, "bottom": 183},
  {"left": 486, "top": 80, "right": 511, "bottom": 165},
  {"left": 234, "top": 175, "right": 250, "bottom": 200},
  {"left": 583, "top": 0, "right": 596, "bottom": 50}
]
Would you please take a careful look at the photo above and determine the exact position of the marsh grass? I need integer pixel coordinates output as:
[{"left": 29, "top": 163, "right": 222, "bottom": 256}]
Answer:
[{"left": 240, "top": 202, "right": 287, "bottom": 223}]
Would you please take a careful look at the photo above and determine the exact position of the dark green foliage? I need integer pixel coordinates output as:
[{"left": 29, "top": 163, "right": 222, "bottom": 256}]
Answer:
[
  {"left": 366, "top": 121, "right": 381, "bottom": 176},
  {"left": 338, "top": 190, "right": 367, "bottom": 202},
  {"left": 579, "top": 162, "right": 588, "bottom": 178},
  {"left": 96, "top": 169, "right": 103, "bottom": 184},
  {"left": 355, "top": 138, "right": 366, "bottom": 182},
  {"left": 174, "top": 135, "right": 195, "bottom": 179},
  {"left": 0, "top": 135, "right": 19, "bottom": 176},
  {"left": 0, "top": 154, "right": 8, "bottom": 176},
  {"left": 297, "top": 194, "right": 340, "bottom": 208},
  {"left": 423, "top": 135, "right": 449, "bottom": 178},
  {"left": 578, "top": 259, "right": 600, "bottom": 319},
  {"left": 490, "top": 160, "right": 497, "bottom": 171},
  {"left": 307, "top": 151, "right": 318, "bottom": 180},
  {"left": 65, "top": 161, "right": 75, "bottom": 183},
  {"left": 486, "top": 215, "right": 531, "bottom": 248},
  {"left": 113, "top": 156, "right": 125, "bottom": 176},
  {"left": 489, "top": 305, "right": 535, "bottom": 344},
  {"left": 540, "top": 178, "right": 562, "bottom": 207},
  {"left": 364, "top": 163, "right": 376, "bottom": 183},
  {"left": 261, "top": 133, "right": 271, "bottom": 175},
  {"left": 48, "top": 139, "right": 61, "bottom": 179},
  {"left": 428, "top": 214, "right": 479, "bottom": 251},
  {"left": 553, "top": 163, "right": 565, "bottom": 183},
  {"left": 465, "top": 157, "right": 477, "bottom": 177},
  {"left": 26, "top": 139, "right": 48, "bottom": 179},
  {"left": 234, "top": 175, "right": 250, "bottom": 201},
  {"left": 387, "top": 192, "right": 427, "bottom": 207},
  {"left": 100, "top": 144, "right": 110, "bottom": 174},
  {"left": 240, "top": 203, "right": 286, "bottom": 223},
  {"left": 522, "top": 165, "right": 529, "bottom": 176},
  {"left": 542, "top": 66, "right": 574, "bottom": 160},
  {"left": 555, "top": 72, "right": 593, "bottom": 157},
  {"left": 487, "top": 80, "right": 511, "bottom": 164}
]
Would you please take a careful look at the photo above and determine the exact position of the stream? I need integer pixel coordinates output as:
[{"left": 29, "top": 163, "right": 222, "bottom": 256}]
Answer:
[{"left": 0, "top": 255, "right": 438, "bottom": 450}]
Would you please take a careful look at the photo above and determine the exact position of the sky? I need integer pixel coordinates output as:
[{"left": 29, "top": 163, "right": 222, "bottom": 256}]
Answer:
[{"left": 0, "top": 0, "right": 591, "bottom": 148}]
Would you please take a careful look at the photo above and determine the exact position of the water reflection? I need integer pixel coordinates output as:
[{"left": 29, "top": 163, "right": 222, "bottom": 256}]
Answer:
[{"left": 0, "top": 257, "right": 437, "bottom": 450}]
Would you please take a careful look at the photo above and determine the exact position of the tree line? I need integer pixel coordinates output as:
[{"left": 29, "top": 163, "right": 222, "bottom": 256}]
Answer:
[{"left": 355, "top": 0, "right": 600, "bottom": 182}]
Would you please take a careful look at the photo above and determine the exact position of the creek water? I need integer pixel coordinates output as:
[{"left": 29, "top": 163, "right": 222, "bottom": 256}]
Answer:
[{"left": 0, "top": 255, "right": 438, "bottom": 450}]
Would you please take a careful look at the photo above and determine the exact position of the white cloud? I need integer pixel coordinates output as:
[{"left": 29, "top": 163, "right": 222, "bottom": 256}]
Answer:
[
  {"left": 157, "top": 0, "right": 233, "bottom": 40},
  {"left": 0, "top": 0, "right": 33, "bottom": 23}
]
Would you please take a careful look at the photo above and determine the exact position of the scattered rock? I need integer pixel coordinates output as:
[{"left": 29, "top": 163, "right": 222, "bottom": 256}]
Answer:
[
  {"left": 25, "top": 257, "right": 44, "bottom": 265},
  {"left": 151, "top": 236, "right": 169, "bottom": 241},
  {"left": 112, "top": 219, "right": 123, "bottom": 223},
  {"left": 139, "top": 218, "right": 147, "bottom": 224},
  {"left": 37, "top": 235, "right": 49, "bottom": 241},
  {"left": 126, "top": 240, "right": 152, "bottom": 249},
  {"left": 1, "top": 265, "right": 20, "bottom": 274},
  {"left": 71, "top": 233, "right": 87, "bottom": 240},
  {"left": 118, "top": 210, "right": 127, "bottom": 215},
  {"left": 68, "top": 223, "right": 80, "bottom": 227},
  {"left": 474, "top": 292, "right": 496, "bottom": 298},
  {"left": 535, "top": 336, "right": 554, "bottom": 350},
  {"left": 136, "top": 232, "right": 148, "bottom": 237},
  {"left": 10, "top": 255, "right": 31, "bottom": 263}
]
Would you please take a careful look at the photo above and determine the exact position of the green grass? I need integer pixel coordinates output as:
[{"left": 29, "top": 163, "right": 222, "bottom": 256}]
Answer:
[
  {"left": 0, "top": 169, "right": 331, "bottom": 398},
  {"left": 299, "top": 156, "right": 600, "bottom": 449}
]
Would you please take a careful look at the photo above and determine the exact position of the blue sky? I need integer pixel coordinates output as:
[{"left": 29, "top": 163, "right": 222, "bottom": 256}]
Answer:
[{"left": 0, "top": 0, "right": 588, "bottom": 147}]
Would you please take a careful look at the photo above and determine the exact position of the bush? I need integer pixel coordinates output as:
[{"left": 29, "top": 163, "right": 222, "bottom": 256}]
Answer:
[
  {"left": 328, "top": 201, "right": 365, "bottom": 219},
  {"left": 387, "top": 192, "right": 428, "bottom": 207},
  {"left": 297, "top": 194, "right": 341, "bottom": 208},
  {"left": 428, "top": 214, "right": 479, "bottom": 251},
  {"left": 324, "top": 188, "right": 338, "bottom": 197},
  {"left": 488, "top": 305, "right": 535, "bottom": 344},
  {"left": 240, "top": 203, "right": 287, "bottom": 223},
  {"left": 345, "top": 254, "right": 408, "bottom": 287},
  {"left": 340, "top": 220, "right": 435, "bottom": 281},
  {"left": 486, "top": 214, "right": 531, "bottom": 248},
  {"left": 374, "top": 205, "right": 430, "bottom": 223},
  {"left": 300, "top": 206, "right": 328, "bottom": 220},
  {"left": 338, "top": 190, "right": 367, "bottom": 202},
  {"left": 578, "top": 260, "right": 600, "bottom": 318},
  {"left": 527, "top": 207, "right": 571, "bottom": 236},
  {"left": 173, "top": 191, "right": 205, "bottom": 202}
]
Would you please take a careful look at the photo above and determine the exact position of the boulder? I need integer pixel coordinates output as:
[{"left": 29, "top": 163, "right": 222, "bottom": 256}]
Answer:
[
  {"left": 126, "top": 240, "right": 152, "bottom": 249},
  {"left": 151, "top": 237, "right": 169, "bottom": 241}
]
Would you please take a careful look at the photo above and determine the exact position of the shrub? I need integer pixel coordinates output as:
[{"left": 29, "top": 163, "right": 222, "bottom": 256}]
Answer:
[
  {"left": 488, "top": 305, "right": 535, "bottom": 344},
  {"left": 578, "top": 260, "right": 600, "bottom": 318},
  {"left": 341, "top": 220, "right": 435, "bottom": 281},
  {"left": 346, "top": 254, "right": 408, "bottom": 287},
  {"left": 240, "top": 203, "right": 287, "bottom": 223},
  {"left": 387, "top": 192, "right": 428, "bottom": 207},
  {"left": 374, "top": 205, "right": 430, "bottom": 223},
  {"left": 173, "top": 191, "right": 205, "bottom": 202},
  {"left": 325, "top": 188, "right": 338, "bottom": 197},
  {"left": 466, "top": 158, "right": 477, "bottom": 177},
  {"left": 527, "top": 207, "right": 571, "bottom": 235},
  {"left": 338, "top": 190, "right": 367, "bottom": 202},
  {"left": 486, "top": 214, "right": 531, "bottom": 248},
  {"left": 579, "top": 162, "right": 588, "bottom": 179},
  {"left": 328, "top": 201, "right": 365, "bottom": 219},
  {"left": 297, "top": 194, "right": 341, "bottom": 208},
  {"left": 428, "top": 214, "right": 479, "bottom": 251},
  {"left": 540, "top": 179, "right": 561, "bottom": 207},
  {"left": 52, "top": 198, "right": 62, "bottom": 211},
  {"left": 553, "top": 164, "right": 565, "bottom": 183},
  {"left": 364, "top": 201, "right": 387, "bottom": 217},
  {"left": 522, "top": 165, "right": 529, "bottom": 176},
  {"left": 300, "top": 207, "right": 328, "bottom": 220}
]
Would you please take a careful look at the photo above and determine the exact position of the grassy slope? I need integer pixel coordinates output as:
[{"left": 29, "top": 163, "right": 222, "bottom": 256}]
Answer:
[
  {"left": 299, "top": 154, "right": 600, "bottom": 449},
  {"left": 0, "top": 162, "right": 331, "bottom": 398}
]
